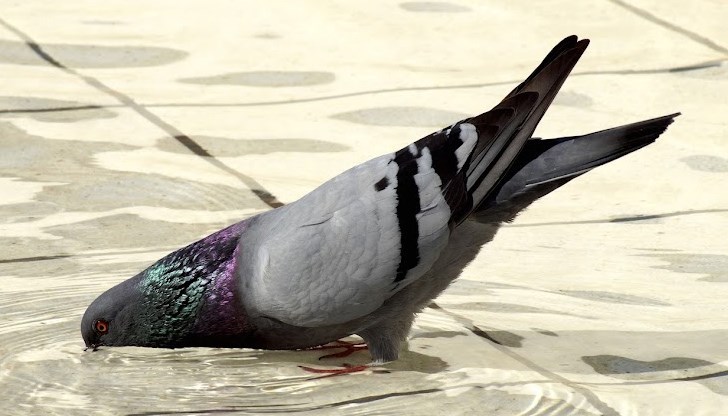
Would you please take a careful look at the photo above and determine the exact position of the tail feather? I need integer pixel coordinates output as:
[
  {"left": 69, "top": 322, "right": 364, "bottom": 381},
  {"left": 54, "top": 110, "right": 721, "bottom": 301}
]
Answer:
[
  {"left": 474, "top": 113, "right": 680, "bottom": 222},
  {"left": 524, "top": 113, "right": 679, "bottom": 187},
  {"left": 466, "top": 92, "right": 539, "bottom": 190},
  {"left": 408, "top": 36, "right": 678, "bottom": 228},
  {"left": 457, "top": 37, "right": 590, "bottom": 220},
  {"left": 504, "top": 35, "right": 580, "bottom": 100}
]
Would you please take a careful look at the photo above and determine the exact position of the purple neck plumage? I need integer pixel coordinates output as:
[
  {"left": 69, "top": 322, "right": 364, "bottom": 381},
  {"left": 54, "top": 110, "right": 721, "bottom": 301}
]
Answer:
[{"left": 190, "top": 220, "right": 255, "bottom": 341}]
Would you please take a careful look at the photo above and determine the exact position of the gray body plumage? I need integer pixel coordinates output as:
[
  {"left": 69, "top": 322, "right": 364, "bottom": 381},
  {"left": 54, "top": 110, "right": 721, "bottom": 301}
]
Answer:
[
  {"left": 230, "top": 36, "right": 677, "bottom": 362},
  {"left": 81, "top": 36, "right": 678, "bottom": 364}
]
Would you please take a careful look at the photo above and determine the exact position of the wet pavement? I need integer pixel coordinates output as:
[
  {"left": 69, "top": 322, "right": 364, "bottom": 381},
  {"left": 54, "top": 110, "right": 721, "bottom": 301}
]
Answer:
[{"left": 1, "top": 1, "right": 727, "bottom": 415}]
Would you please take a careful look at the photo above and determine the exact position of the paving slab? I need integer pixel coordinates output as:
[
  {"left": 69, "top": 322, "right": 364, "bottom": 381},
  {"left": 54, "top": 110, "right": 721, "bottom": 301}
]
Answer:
[{"left": 0, "top": 1, "right": 727, "bottom": 415}]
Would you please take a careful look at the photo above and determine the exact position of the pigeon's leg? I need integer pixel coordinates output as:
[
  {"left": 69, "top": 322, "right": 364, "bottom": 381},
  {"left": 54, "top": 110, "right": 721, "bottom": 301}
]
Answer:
[
  {"left": 299, "top": 317, "right": 414, "bottom": 376},
  {"left": 357, "top": 329, "right": 400, "bottom": 363},
  {"left": 358, "top": 313, "right": 416, "bottom": 363}
]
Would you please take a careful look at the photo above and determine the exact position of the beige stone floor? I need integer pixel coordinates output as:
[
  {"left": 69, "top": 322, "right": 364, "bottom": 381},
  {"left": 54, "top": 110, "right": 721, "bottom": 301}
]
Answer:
[{"left": 0, "top": 1, "right": 727, "bottom": 415}]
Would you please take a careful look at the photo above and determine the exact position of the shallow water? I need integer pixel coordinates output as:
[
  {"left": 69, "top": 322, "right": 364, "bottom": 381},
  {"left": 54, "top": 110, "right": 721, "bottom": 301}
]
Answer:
[
  {"left": 3, "top": 226, "right": 728, "bottom": 416},
  {"left": 0, "top": 264, "right": 571, "bottom": 416},
  {"left": 0, "top": 289, "right": 602, "bottom": 415}
]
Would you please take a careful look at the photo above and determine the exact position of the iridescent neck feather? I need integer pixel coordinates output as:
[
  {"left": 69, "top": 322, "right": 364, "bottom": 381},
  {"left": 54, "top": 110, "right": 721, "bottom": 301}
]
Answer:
[{"left": 139, "top": 220, "right": 252, "bottom": 346}]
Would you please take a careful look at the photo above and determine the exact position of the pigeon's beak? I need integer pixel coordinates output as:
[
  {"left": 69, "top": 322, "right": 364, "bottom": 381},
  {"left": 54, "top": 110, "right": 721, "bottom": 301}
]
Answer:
[{"left": 82, "top": 333, "right": 100, "bottom": 351}]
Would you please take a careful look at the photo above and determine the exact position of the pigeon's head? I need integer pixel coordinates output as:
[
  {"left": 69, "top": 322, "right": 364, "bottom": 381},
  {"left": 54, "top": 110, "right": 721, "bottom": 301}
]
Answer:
[
  {"left": 81, "top": 271, "right": 147, "bottom": 350},
  {"left": 81, "top": 221, "right": 254, "bottom": 351}
]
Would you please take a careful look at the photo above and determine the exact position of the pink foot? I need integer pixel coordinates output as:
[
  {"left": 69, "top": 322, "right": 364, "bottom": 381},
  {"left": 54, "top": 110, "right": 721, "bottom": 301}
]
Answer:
[
  {"left": 299, "top": 363, "right": 370, "bottom": 378},
  {"left": 305, "top": 340, "right": 369, "bottom": 360}
]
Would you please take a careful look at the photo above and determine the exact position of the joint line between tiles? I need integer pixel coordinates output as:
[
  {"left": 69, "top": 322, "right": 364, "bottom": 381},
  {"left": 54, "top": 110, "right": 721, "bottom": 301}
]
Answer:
[
  {"left": 429, "top": 302, "right": 621, "bottom": 416},
  {"left": 0, "top": 59, "right": 722, "bottom": 115},
  {"left": 0, "top": 16, "right": 282, "bottom": 209},
  {"left": 608, "top": 0, "right": 728, "bottom": 55}
]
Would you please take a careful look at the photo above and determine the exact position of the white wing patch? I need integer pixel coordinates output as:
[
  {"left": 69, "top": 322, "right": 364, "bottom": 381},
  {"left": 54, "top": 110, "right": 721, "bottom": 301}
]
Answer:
[{"left": 455, "top": 122, "right": 478, "bottom": 169}]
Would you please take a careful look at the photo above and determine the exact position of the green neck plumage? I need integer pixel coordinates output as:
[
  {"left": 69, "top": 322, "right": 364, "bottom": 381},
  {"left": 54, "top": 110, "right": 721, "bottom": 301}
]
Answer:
[{"left": 139, "top": 256, "right": 213, "bottom": 344}]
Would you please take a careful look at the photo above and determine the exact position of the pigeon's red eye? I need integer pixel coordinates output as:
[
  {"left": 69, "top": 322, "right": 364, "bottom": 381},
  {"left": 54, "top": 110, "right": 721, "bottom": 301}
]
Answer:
[{"left": 94, "top": 320, "right": 109, "bottom": 334}]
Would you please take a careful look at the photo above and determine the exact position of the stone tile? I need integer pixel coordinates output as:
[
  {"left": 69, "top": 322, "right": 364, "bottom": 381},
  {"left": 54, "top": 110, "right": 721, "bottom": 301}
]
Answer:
[{"left": 0, "top": 1, "right": 726, "bottom": 414}]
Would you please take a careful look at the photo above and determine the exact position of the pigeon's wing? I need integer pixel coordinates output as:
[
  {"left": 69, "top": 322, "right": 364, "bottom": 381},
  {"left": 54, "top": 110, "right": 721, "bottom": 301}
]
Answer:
[
  {"left": 239, "top": 133, "right": 477, "bottom": 327},
  {"left": 240, "top": 37, "right": 589, "bottom": 328}
]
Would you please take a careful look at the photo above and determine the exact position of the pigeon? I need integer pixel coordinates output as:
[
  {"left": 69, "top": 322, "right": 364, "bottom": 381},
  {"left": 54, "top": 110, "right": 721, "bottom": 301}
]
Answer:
[{"left": 81, "top": 36, "right": 679, "bottom": 368}]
